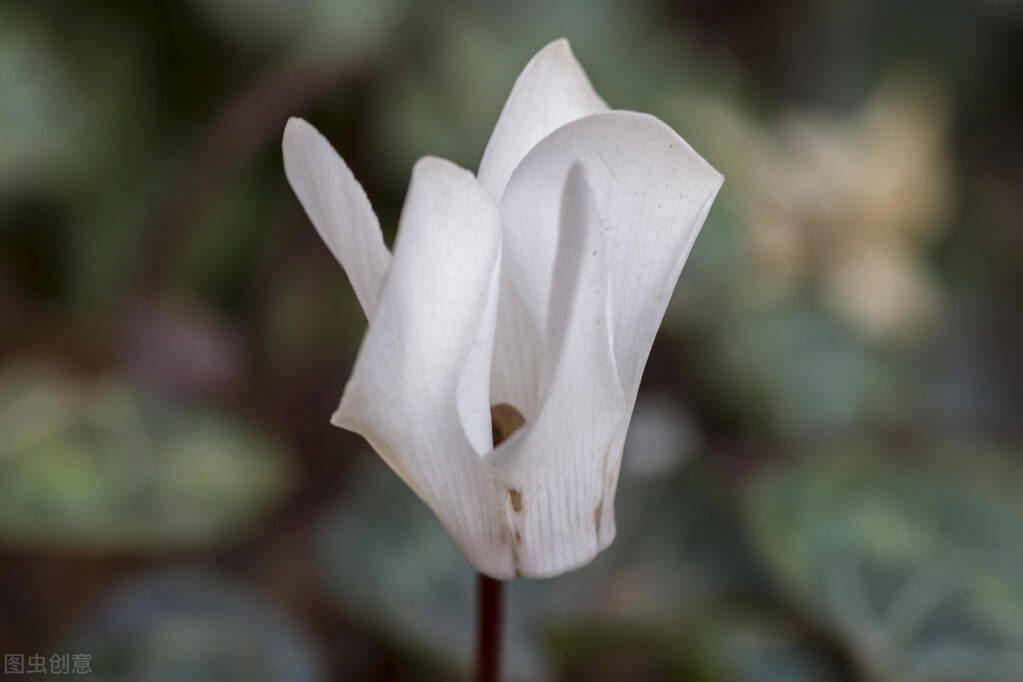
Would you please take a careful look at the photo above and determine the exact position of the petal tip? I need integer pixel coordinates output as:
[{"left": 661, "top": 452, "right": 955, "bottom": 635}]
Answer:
[
  {"left": 408, "top": 155, "right": 499, "bottom": 214},
  {"left": 281, "top": 117, "right": 325, "bottom": 180},
  {"left": 710, "top": 166, "right": 725, "bottom": 190},
  {"left": 410, "top": 154, "right": 464, "bottom": 179},
  {"left": 535, "top": 37, "right": 585, "bottom": 72},
  {"left": 329, "top": 391, "right": 355, "bottom": 431},
  {"left": 331, "top": 384, "right": 372, "bottom": 438},
  {"left": 544, "top": 37, "right": 572, "bottom": 53},
  {"left": 282, "top": 116, "right": 314, "bottom": 149}
]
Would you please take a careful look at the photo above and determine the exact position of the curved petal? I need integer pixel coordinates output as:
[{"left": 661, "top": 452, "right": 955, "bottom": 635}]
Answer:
[
  {"left": 283, "top": 117, "right": 391, "bottom": 319},
  {"left": 488, "top": 165, "right": 627, "bottom": 577},
  {"left": 477, "top": 39, "right": 608, "bottom": 201},
  {"left": 332, "top": 157, "right": 514, "bottom": 577},
  {"left": 499, "top": 111, "right": 723, "bottom": 550},
  {"left": 481, "top": 40, "right": 607, "bottom": 413},
  {"left": 500, "top": 110, "right": 723, "bottom": 400}
]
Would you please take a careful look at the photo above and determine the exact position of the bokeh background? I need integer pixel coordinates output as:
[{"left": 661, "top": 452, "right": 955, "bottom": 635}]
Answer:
[{"left": 2, "top": 1, "right": 1022, "bottom": 680}]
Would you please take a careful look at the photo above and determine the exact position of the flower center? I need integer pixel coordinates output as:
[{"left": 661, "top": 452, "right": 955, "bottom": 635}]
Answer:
[{"left": 490, "top": 403, "right": 525, "bottom": 448}]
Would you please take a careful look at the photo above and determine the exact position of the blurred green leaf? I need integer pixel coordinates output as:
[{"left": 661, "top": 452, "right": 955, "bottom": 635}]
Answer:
[
  {"left": 0, "top": 9, "right": 76, "bottom": 195},
  {"left": 713, "top": 302, "right": 915, "bottom": 434},
  {"left": 61, "top": 571, "right": 325, "bottom": 682},
  {"left": 689, "top": 614, "right": 844, "bottom": 682},
  {"left": 0, "top": 363, "right": 292, "bottom": 551},
  {"left": 744, "top": 441, "right": 1023, "bottom": 682},
  {"left": 545, "top": 609, "right": 846, "bottom": 682}
]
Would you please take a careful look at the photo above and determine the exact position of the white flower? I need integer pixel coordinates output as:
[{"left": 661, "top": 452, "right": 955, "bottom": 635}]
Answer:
[{"left": 283, "top": 39, "right": 722, "bottom": 578}]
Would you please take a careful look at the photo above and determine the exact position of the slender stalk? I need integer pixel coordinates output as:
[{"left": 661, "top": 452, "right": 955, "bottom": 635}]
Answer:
[{"left": 474, "top": 572, "right": 503, "bottom": 682}]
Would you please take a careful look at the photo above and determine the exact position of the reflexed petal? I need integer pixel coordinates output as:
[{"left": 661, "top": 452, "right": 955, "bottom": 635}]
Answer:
[
  {"left": 499, "top": 111, "right": 723, "bottom": 547},
  {"left": 488, "top": 165, "right": 627, "bottom": 577},
  {"left": 283, "top": 117, "right": 390, "bottom": 319},
  {"left": 332, "top": 157, "right": 514, "bottom": 577},
  {"left": 477, "top": 39, "right": 608, "bottom": 201}
]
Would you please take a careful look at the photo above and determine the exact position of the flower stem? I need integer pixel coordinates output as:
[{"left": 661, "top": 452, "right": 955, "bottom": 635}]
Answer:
[{"left": 474, "top": 572, "right": 504, "bottom": 682}]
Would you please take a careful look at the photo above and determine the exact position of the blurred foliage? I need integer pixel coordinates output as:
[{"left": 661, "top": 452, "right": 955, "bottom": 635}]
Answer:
[
  {"left": 0, "top": 363, "right": 291, "bottom": 550},
  {"left": 61, "top": 571, "right": 325, "bottom": 682},
  {"left": 184, "top": 0, "right": 412, "bottom": 61},
  {"left": 1, "top": 0, "right": 1022, "bottom": 680},
  {"left": 746, "top": 441, "right": 1023, "bottom": 682}
]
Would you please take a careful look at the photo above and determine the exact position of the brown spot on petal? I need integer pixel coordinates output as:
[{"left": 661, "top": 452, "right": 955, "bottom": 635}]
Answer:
[
  {"left": 508, "top": 489, "right": 523, "bottom": 513},
  {"left": 491, "top": 404, "right": 526, "bottom": 576}
]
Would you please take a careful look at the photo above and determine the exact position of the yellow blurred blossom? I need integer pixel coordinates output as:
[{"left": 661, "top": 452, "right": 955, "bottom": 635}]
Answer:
[{"left": 692, "top": 72, "right": 953, "bottom": 340}]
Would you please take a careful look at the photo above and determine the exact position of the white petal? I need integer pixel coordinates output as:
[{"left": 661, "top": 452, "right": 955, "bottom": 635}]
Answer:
[
  {"left": 500, "top": 110, "right": 723, "bottom": 399},
  {"left": 331, "top": 156, "right": 516, "bottom": 577},
  {"left": 488, "top": 165, "right": 627, "bottom": 577},
  {"left": 477, "top": 39, "right": 608, "bottom": 201},
  {"left": 499, "top": 111, "right": 722, "bottom": 550},
  {"left": 482, "top": 40, "right": 607, "bottom": 412},
  {"left": 283, "top": 117, "right": 391, "bottom": 319},
  {"left": 488, "top": 269, "right": 543, "bottom": 418}
]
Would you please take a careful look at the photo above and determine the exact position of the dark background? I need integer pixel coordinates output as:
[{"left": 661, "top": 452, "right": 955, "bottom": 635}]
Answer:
[{"left": 1, "top": 1, "right": 1022, "bottom": 680}]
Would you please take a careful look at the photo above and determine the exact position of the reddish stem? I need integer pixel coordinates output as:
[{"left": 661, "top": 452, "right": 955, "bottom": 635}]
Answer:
[{"left": 474, "top": 572, "right": 503, "bottom": 682}]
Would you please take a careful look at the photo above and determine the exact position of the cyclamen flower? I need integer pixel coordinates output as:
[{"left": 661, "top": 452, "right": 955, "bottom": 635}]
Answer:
[{"left": 283, "top": 39, "right": 722, "bottom": 578}]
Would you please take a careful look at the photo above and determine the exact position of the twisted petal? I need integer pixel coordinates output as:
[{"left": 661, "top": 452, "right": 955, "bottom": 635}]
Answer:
[
  {"left": 483, "top": 39, "right": 607, "bottom": 413},
  {"left": 501, "top": 111, "right": 723, "bottom": 398},
  {"left": 499, "top": 111, "right": 723, "bottom": 544},
  {"left": 283, "top": 117, "right": 391, "bottom": 319},
  {"left": 331, "top": 157, "right": 514, "bottom": 576},
  {"left": 488, "top": 164, "right": 627, "bottom": 577},
  {"left": 477, "top": 39, "right": 607, "bottom": 201}
]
